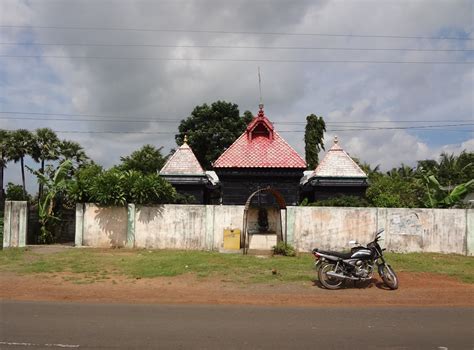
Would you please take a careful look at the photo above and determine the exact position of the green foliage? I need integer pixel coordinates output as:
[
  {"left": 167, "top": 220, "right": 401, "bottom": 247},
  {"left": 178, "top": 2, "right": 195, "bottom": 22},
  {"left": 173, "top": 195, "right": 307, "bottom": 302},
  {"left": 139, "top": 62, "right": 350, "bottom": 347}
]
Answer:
[
  {"left": 31, "top": 128, "right": 61, "bottom": 199},
  {"left": 304, "top": 114, "right": 326, "bottom": 170},
  {"left": 31, "top": 160, "right": 73, "bottom": 243},
  {"left": 273, "top": 242, "right": 296, "bottom": 257},
  {"left": 0, "top": 129, "right": 10, "bottom": 203},
  {"left": 58, "top": 140, "right": 89, "bottom": 169},
  {"left": 118, "top": 144, "right": 166, "bottom": 174},
  {"left": 5, "top": 182, "right": 30, "bottom": 201},
  {"left": 175, "top": 101, "right": 251, "bottom": 169},
  {"left": 422, "top": 174, "right": 473, "bottom": 208},
  {"left": 7, "top": 129, "right": 35, "bottom": 196},
  {"left": 308, "top": 195, "right": 370, "bottom": 207},
  {"left": 66, "top": 163, "right": 103, "bottom": 204},
  {"left": 366, "top": 173, "right": 424, "bottom": 208},
  {"left": 31, "top": 128, "right": 60, "bottom": 164},
  {"left": 85, "top": 169, "right": 177, "bottom": 206}
]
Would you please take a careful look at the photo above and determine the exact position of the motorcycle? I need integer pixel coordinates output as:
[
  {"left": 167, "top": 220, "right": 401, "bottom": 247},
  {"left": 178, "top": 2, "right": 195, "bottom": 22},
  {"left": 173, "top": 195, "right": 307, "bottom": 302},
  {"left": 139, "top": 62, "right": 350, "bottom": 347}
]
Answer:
[{"left": 312, "top": 228, "right": 398, "bottom": 290}]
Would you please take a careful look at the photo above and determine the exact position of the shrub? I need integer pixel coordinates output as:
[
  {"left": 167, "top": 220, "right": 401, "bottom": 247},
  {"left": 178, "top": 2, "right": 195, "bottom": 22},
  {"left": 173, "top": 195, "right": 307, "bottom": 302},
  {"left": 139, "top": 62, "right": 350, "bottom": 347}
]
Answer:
[
  {"left": 309, "top": 195, "right": 370, "bottom": 207},
  {"left": 5, "top": 183, "right": 30, "bottom": 201},
  {"left": 273, "top": 241, "right": 296, "bottom": 257}
]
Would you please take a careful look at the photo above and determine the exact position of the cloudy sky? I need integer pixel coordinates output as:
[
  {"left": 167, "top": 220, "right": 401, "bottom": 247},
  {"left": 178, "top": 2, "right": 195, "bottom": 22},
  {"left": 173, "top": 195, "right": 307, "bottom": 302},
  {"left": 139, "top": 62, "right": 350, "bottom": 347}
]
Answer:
[{"left": 0, "top": 0, "right": 473, "bottom": 193}]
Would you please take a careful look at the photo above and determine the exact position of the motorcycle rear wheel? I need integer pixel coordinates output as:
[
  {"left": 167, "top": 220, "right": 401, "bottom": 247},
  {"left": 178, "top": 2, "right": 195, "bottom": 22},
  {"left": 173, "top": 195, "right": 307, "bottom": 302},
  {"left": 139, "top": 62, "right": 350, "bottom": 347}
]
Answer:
[
  {"left": 379, "top": 264, "right": 399, "bottom": 290},
  {"left": 318, "top": 263, "right": 343, "bottom": 290}
]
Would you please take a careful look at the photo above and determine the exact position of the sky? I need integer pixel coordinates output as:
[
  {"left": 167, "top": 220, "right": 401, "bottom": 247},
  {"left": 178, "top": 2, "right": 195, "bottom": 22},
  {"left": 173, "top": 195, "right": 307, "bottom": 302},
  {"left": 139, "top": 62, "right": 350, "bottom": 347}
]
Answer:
[{"left": 0, "top": 0, "right": 473, "bottom": 194}]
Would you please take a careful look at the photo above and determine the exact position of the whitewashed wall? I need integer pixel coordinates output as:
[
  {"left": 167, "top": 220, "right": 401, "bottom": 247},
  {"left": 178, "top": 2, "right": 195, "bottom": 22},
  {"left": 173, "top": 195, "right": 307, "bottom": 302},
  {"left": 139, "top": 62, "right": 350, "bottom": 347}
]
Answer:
[{"left": 75, "top": 204, "right": 473, "bottom": 255}]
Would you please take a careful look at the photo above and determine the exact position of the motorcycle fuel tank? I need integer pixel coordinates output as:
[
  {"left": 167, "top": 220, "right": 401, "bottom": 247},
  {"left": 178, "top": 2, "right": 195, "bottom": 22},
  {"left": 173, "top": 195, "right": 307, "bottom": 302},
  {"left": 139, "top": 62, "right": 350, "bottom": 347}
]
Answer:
[{"left": 350, "top": 248, "right": 372, "bottom": 259}]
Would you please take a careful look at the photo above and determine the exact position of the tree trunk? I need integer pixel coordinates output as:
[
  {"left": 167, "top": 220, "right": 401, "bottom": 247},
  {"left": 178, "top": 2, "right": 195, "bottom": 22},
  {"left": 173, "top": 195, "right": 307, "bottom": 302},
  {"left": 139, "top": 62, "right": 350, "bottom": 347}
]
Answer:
[
  {"left": 38, "top": 158, "right": 44, "bottom": 200},
  {"left": 21, "top": 156, "right": 26, "bottom": 199}
]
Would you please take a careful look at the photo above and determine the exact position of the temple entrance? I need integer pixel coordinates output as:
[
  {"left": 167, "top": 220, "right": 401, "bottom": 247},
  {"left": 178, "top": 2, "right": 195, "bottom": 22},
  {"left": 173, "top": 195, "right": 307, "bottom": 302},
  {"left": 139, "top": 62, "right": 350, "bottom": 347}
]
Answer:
[{"left": 242, "top": 187, "right": 287, "bottom": 254}]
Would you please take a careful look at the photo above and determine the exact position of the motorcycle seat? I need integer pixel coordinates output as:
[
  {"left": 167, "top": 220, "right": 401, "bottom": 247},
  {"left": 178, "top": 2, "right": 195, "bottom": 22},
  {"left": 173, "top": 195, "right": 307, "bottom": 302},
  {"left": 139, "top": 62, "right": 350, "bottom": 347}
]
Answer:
[{"left": 315, "top": 249, "right": 353, "bottom": 259}]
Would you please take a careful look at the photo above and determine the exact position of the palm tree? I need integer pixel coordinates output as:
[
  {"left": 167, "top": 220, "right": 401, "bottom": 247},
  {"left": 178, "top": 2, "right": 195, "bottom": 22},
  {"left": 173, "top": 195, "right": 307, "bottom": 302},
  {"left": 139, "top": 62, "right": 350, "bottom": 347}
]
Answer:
[
  {"left": 7, "top": 129, "right": 34, "bottom": 198},
  {"left": 32, "top": 128, "right": 60, "bottom": 200},
  {"left": 59, "top": 140, "right": 89, "bottom": 170},
  {"left": 0, "top": 129, "right": 10, "bottom": 204}
]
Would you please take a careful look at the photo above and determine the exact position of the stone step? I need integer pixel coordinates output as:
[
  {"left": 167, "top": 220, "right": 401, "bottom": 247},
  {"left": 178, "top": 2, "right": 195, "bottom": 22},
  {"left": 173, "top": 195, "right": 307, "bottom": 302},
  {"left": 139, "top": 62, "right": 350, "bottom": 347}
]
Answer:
[{"left": 248, "top": 234, "right": 277, "bottom": 250}]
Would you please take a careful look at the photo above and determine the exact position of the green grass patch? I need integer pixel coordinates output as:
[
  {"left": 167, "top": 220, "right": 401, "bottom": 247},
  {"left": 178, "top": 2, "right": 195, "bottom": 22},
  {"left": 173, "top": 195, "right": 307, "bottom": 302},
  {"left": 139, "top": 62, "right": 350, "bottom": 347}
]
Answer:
[
  {"left": 386, "top": 252, "right": 474, "bottom": 284},
  {"left": 0, "top": 249, "right": 472, "bottom": 284}
]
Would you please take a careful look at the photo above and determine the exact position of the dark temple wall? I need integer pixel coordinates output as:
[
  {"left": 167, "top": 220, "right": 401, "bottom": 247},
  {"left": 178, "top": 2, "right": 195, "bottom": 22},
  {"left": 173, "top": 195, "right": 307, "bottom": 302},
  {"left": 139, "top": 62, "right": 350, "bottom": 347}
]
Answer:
[{"left": 215, "top": 168, "right": 305, "bottom": 205}]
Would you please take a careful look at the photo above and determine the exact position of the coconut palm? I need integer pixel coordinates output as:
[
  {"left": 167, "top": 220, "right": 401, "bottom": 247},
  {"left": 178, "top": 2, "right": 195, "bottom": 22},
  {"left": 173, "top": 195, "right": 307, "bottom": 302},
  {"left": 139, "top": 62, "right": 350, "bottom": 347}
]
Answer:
[
  {"left": 7, "top": 129, "right": 34, "bottom": 198},
  {"left": 32, "top": 128, "right": 60, "bottom": 200}
]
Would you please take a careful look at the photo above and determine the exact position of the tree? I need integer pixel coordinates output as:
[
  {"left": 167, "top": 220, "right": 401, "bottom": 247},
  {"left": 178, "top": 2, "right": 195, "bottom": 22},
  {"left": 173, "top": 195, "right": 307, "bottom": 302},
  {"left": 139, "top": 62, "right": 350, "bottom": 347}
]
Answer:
[
  {"left": 31, "top": 128, "right": 60, "bottom": 200},
  {"left": 304, "top": 114, "right": 326, "bottom": 170},
  {"left": 66, "top": 163, "right": 103, "bottom": 204},
  {"left": 58, "top": 140, "right": 89, "bottom": 170},
  {"left": 175, "top": 101, "right": 253, "bottom": 169},
  {"left": 31, "top": 160, "right": 72, "bottom": 243},
  {"left": 5, "top": 182, "right": 31, "bottom": 201},
  {"left": 7, "top": 129, "right": 35, "bottom": 198},
  {"left": 366, "top": 172, "right": 424, "bottom": 208},
  {"left": 0, "top": 129, "right": 10, "bottom": 204},
  {"left": 119, "top": 144, "right": 166, "bottom": 174}
]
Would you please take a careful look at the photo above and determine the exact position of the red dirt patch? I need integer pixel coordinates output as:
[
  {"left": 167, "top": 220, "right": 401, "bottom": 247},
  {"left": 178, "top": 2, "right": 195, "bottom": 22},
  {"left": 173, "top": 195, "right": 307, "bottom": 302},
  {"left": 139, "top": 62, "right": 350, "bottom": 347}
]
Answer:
[{"left": 1, "top": 271, "right": 472, "bottom": 307}]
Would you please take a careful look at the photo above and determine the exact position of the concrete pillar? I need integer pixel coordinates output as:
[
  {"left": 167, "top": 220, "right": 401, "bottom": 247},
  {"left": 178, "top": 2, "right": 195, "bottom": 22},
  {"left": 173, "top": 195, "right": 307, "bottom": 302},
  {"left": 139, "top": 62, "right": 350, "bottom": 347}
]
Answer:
[
  {"left": 126, "top": 203, "right": 136, "bottom": 248},
  {"left": 467, "top": 209, "right": 474, "bottom": 256},
  {"left": 75, "top": 203, "right": 84, "bottom": 247},
  {"left": 3, "top": 201, "right": 11, "bottom": 248},
  {"left": 3, "top": 201, "right": 28, "bottom": 248},
  {"left": 286, "top": 206, "right": 296, "bottom": 245},
  {"left": 205, "top": 205, "right": 215, "bottom": 250}
]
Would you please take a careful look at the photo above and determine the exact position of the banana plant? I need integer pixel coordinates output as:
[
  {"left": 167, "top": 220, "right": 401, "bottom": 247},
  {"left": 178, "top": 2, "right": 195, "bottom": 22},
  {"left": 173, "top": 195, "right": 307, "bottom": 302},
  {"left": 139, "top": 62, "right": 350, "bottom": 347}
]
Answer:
[
  {"left": 28, "top": 160, "right": 72, "bottom": 243},
  {"left": 423, "top": 174, "right": 473, "bottom": 208}
]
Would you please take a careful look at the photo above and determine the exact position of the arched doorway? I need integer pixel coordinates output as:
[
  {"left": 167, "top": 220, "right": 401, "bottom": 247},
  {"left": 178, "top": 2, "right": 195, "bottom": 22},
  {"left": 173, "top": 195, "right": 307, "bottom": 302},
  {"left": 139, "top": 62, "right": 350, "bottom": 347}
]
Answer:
[{"left": 242, "top": 186, "right": 287, "bottom": 254}]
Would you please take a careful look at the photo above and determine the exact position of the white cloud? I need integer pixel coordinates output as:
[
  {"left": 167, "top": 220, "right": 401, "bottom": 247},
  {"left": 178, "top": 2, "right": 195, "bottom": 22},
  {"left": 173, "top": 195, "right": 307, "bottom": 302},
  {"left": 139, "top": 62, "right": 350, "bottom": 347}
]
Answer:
[{"left": 1, "top": 0, "right": 473, "bottom": 191}]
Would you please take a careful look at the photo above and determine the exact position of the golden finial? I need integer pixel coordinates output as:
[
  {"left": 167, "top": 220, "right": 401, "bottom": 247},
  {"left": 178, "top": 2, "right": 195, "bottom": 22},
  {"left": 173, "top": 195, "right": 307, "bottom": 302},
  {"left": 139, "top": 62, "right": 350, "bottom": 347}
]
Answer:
[
  {"left": 334, "top": 135, "right": 338, "bottom": 144},
  {"left": 184, "top": 135, "right": 188, "bottom": 144}
]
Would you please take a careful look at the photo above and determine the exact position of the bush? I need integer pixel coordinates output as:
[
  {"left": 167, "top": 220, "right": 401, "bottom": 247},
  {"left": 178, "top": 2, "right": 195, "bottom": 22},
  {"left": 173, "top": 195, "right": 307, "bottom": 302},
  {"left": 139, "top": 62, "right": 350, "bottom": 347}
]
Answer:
[
  {"left": 68, "top": 168, "right": 178, "bottom": 206},
  {"left": 273, "top": 241, "right": 296, "bottom": 257},
  {"left": 309, "top": 195, "right": 370, "bottom": 207},
  {"left": 5, "top": 183, "right": 30, "bottom": 201}
]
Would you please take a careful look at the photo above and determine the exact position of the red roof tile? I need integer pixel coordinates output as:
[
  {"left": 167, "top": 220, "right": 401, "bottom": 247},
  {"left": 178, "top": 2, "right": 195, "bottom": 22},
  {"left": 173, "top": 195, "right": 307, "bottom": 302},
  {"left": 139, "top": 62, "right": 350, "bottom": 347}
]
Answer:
[{"left": 213, "top": 106, "right": 306, "bottom": 169}]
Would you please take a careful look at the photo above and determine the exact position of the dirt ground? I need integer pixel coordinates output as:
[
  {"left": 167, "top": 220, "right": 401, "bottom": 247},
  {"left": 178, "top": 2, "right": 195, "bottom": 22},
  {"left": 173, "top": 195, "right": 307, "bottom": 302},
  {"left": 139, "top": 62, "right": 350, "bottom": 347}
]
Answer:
[{"left": 1, "top": 271, "right": 473, "bottom": 307}]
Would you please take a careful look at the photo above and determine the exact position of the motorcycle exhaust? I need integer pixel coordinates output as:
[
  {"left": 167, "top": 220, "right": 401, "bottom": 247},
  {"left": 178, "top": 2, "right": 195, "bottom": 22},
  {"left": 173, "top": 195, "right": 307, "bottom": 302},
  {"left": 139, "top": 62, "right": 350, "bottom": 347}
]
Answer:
[{"left": 326, "top": 271, "right": 371, "bottom": 281}]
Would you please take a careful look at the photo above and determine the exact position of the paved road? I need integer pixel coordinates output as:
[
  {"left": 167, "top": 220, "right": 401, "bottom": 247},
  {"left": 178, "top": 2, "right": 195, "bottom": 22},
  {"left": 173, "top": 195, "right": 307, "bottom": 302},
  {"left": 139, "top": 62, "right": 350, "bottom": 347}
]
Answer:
[{"left": 0, "top": 301, "right": 472, "bottom": 349}]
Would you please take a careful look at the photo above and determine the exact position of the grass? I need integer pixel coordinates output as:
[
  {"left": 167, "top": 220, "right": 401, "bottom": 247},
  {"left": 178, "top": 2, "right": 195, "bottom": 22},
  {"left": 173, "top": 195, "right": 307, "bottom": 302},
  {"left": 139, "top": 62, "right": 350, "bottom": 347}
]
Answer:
[
  {"left": 386, "top": 252, "right": 474, "bottom": 284},
  {"left": 0, "top": 248, "right": 472, "bottom": 284}
]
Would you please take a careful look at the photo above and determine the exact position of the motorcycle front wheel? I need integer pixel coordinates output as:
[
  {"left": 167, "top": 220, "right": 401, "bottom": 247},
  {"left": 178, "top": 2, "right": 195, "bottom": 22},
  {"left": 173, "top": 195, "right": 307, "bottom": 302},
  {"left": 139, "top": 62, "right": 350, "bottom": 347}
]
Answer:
[
  {"left": 379, "top": 264, "right": 399, "bottom": 290},
  {"left": 318, "top": 263, "right": 343, "bottom": 290}
]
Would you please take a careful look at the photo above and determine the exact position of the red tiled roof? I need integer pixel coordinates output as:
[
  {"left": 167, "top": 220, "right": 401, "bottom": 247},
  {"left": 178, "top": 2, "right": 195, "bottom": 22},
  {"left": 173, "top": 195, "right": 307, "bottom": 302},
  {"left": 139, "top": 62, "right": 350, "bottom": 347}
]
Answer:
[{"left": 213, "top": 106, "right": 306, "bottom": 169}]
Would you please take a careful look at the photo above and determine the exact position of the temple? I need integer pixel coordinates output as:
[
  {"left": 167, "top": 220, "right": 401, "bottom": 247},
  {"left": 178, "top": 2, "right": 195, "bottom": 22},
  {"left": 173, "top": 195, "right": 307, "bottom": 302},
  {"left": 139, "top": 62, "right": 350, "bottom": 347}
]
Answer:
[
  {"left": 213, "top": 104, "right": 307, "bottom": 205},
  {"left": 300, "top": 136, "right": 368, "bottom": 202},
  {"left": 160, "top": 137, "right": 217, "bottom": 203}
]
